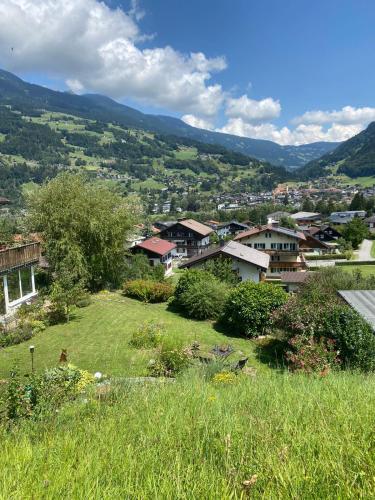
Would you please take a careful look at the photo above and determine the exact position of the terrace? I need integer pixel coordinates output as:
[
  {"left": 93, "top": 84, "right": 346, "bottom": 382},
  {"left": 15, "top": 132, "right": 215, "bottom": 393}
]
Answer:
[{"left": 0, "top": 243, "right": 41, "bottom": 275}]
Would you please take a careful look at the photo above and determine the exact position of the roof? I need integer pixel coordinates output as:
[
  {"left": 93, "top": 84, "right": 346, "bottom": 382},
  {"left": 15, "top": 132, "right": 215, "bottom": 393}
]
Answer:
[
  {"left": 308, "top": 226, "right": 321, "bottom": 235},
  {"left": 338, "top": 290, "right": 375, "bottom": 330},
  {"left": 134, "top": 237, "right": 176, "bottom": 257},
  {"left": 0, "top": 197, "right": 10, "bottom": 205},
  {"left": 267, "top": 211, "right": 290, "bottom": 220},
  {"left": 180, "top": 240, "right": 270, "bottom": 270},
  {"left": 217, "top": 220, "right": 250, "bottom": 229},
  {"left": 234, "top": 224, "right": 306, "bottom": 241},
  {"left": 365, "top": 215, "right": 375, "bottom": 223},
  {"left": 281, "top": 271, "right": 312, "bottom": 284},
  {"left": 176, "top": 219, "right": 213, "bottom": 237},
  {"left": 290, "top": 212, "right": 321, "bottom": 220}
]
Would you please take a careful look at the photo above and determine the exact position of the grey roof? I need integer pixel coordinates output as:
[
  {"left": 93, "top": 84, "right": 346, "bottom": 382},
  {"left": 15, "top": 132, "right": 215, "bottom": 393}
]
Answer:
[
  {"left": 290, "top": 212, "right": 321, "bottom": 220},
  {"left": 281, "top": 271, "right": 312, "bottom": 284},
  {"left": 180, "top": 240, "right": 270, "bottom": 270},
  {"left": 338, "top": 290, "right": 375, "bottom": 330},
  {"left": 365, "top": 215, "right": 375, "bottom": 223}
]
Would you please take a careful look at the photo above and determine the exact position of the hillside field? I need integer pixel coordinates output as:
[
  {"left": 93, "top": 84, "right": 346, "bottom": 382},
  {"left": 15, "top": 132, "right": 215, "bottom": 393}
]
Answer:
[{"left": 2, "top": 294, "right": 375, "bottom": 497}]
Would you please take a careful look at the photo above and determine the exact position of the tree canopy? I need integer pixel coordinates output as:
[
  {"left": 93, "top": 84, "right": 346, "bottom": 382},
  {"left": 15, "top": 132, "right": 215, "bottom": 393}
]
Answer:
[{"left": 27, "top": 173, "right": 140, "bottom": 290}]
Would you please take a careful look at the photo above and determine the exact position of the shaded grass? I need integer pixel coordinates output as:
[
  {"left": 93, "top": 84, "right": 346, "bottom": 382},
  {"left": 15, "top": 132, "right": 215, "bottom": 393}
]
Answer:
[
  {"left": 0, "top": 292, "right": 261, "bottom": 379},
  {"left": 372, "top": 241, "right": 375, "bottom": 259},
  {"left": 2, "top": 370, "right": 375, "bottom": 497}
]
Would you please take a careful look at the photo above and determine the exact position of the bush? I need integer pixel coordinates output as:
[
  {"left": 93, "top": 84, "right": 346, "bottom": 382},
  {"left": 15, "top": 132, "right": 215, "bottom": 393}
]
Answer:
[
  {"left": 129, "top": 321, "right": 164, "bottom": 349},
  {"left": 317, "top": 305, "right": 375, "bottom": 372},
  {"left": 75, "top": 295, "right": 92, "bottom": 308},
  {"left": 123, "top": 279, "right": 174, "bottom": 303},
  {"left": 148, "top": 344, "right": 191, "bottom": 377},
  {"left": 178, "top": 278, "right": 229, "bottom": 320},
  {"left": 222, "top": 281, "right": 287, "bottom": 337},
  {"left": 123, "top": 254, "right": 165, "bottom": 283},
  {"left": 285, "top": 336, "right": 340, "bottom": 373},
  {"left": 0, "top": 325, "right": 33, "bottom": 348},
  {"left": 305, "top": 253, "right": 347, "bottom": 260},
  {"left": 273, "top": 295, "right": 375, "bottom": 372},
  {"left": 173, "top": 269, "right": 229, "bottom": 320}
]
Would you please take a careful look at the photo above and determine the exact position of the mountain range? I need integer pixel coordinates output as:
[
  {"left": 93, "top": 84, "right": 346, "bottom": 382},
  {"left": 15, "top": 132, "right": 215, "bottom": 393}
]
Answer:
[
  {"left": 0, "top": 69, "right": 339, "bottom": 168},
  {"left": 299, "top": 121, "right": 375, "bottom": 180}
]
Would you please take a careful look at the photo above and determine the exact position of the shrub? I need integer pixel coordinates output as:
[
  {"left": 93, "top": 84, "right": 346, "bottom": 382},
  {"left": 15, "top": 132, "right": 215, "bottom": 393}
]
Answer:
[
  {"left": 0, "top": 324, "right": 34, "bottom": 348},
  {"left": 202, "top": 257, "right": 240, "bottom": 285},
  {"left": 148, "top": 344, "right": 191, "bottom": 377},
  {"left": 173, "top": 269, "right": 215, "bottom": 306},
  {"left": 285, "top": 336, "right": 340, "bottom": 373},
  {"left": 222, "top": 282, "right": 287, "bottom": 337},
  {"left": 123, "top": 279, "right": 174, "bottom": 303},
  {"left": 178, "top": 278, "right": 229, "bottom": 320},
  {"left": 123, "top": 254, "right": 165, "bottom": 283},
  {"left": 317, "top": 305, "right": 375, "bottom": 372},
  {"left": 129, "top": 321, "right": 164, "bottom": 349},
  {"left": 76, "top": 295, "right": 92, "bottom": 308}
]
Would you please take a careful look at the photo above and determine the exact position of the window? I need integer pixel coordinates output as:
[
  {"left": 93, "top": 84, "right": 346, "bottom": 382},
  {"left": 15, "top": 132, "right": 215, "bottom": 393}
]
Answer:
[
  {"left": 20, "top": 268, "right": 32, "bottom": 296},
  {"left": 7, "top": 270, "right": 21, "bottom": 303},
  {"left": 254, "top": 243, "right": 265, "bottom": 249}
]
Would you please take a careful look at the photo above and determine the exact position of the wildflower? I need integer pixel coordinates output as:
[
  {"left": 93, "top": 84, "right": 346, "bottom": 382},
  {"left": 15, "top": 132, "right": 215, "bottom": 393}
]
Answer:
[
  {"left": 212, "top": 371, "right": 236, "bottom": 385},
  {"left": 207, "top": 395, "right": 217, "bottom": 402}
]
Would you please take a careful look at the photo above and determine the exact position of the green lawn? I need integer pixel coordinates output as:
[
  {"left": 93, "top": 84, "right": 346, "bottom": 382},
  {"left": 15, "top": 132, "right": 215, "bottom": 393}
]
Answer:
[
  {"left": 372, "top": 241, "right": 375, "bottom": 258},
  {"left": 339, "top": 264, "right": 375, "bottom": 276},
  {"left": 0, "top": 292, "right": 261, "bottom": 379}
]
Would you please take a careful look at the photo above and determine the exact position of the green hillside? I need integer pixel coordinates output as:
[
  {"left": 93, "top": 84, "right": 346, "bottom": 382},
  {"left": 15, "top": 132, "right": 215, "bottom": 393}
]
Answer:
[
  {"left": 0, "top": 68, "right": 338, "bottom": 168},
  {"left": 299, "top": 122, "right": 375, "bottom": 180},
  {"left": 0, "top": 104, "right": 292, "bottom": 207}
]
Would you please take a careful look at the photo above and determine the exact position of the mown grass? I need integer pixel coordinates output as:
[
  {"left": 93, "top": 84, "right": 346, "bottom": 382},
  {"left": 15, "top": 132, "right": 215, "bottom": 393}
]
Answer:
[
  {"left": 340, "top": 264, "right": 375, "bottom": 276},
  {"left": 2, "top": 370, "right": 375, "bottom": 498},
  {"left": 0, "top": 292, "right": 262, "bottom": 379},
  {"left": 371, "top": 241, "right": 375, "bottom": 258}
]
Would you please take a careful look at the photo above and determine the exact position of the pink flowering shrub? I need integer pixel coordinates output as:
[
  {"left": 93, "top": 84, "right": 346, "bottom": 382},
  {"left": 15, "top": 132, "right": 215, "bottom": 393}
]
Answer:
[{"left": 285, "top": 335, "right": 340, "bottom": 374}]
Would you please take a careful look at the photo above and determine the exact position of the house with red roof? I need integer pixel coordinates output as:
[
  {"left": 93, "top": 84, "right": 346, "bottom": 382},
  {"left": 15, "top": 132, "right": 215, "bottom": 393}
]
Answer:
[{"left": 131, "top": 237, "right": 176, "bottom": 275}]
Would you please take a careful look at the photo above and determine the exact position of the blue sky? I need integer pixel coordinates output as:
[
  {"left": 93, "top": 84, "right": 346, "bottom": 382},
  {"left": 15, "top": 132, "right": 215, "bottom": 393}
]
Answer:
[{"left": 0, "top": 0, "right": 375, "bottom": 144}]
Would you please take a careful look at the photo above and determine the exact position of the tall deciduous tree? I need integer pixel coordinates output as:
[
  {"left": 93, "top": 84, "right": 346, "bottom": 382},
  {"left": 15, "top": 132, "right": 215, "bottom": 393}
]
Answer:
[
  {"left": 341, "top": 217, "right": 369, "bottom": 249},
  {"left": 27, "top": 173, "right": 140, "bottom": 289}
]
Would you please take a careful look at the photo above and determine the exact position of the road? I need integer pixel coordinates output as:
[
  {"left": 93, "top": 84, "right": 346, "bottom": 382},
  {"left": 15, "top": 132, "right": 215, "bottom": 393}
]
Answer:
[{"left": 356, "top": 239, "right": 375, "bottom": 261}]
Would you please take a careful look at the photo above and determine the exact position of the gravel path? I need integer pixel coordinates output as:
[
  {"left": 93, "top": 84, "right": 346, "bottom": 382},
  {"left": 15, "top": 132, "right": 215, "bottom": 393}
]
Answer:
[{"left": 356, "top": 239, "right": 375, "bottom": 261}]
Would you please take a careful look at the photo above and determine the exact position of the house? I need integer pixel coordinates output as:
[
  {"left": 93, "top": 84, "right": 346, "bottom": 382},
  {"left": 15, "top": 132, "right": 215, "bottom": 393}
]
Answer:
[
  {"left": 338, "top": 290, "right": 375, "bottom": 331},
  {"left": 281, "top": 271, "right": 312, "bottom": 292},
  {"left": 330, "top": 210, "right": 366, "bottom": 225},
  {"left": 0, "top": 197, "right": 11, "bottom": 205},
  {"left": 307, "top": 225, "right": 342, "bottom": 242},
  {"left": 267, "top": 211, "right": 290, "bottom": 223},
  {"left": 290, "top": 212, "right": 321, "bottom": 225},
  {"left": 180, "top": 240, "right": 269, "bottom": 282},
  {"left": 207, "top": 220, "right": 250, "bottom": 238},
  {"left": 158, "top": 218, "right": 213, "bottom": 257},
  {"left": 300, "top": 232, "right": 333, "bottom": 254},
  {"left": 131, "top": 237, "right": 176, "bottom": 275},
  {"left": 365, "top": 215, "right": 375, "bottom": 233},
  {"left": 233, "top": 225, "right": 307, "bottom": 277},
  {"left": 0, "top": 243, "right": 41, "bottom": 318}
]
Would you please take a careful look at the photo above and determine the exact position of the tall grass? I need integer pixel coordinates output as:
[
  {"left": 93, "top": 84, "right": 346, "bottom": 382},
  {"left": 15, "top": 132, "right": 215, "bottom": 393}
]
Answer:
[{"left": 1, "top": 370, "right": 375, "bottom": 498}]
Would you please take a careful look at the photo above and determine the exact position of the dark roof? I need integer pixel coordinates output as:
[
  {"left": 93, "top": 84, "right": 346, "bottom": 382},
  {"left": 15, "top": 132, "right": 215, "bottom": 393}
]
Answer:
[
  {"left": 217, "top": 220, "right": 250, "bottom": 230},
  {"left": 281, "top": 271, "right": 312, "bottom": 284},
  {"left": 133, "top": 237, "right": 176, "bottom": 256},
  {"left": 234, "top": 224, "right": 306, "bottom": 241},
  {"left": 365, "top": 215, "right": 375, "bottom": 223},
  {"left": 180, "top": 240, "right": 270, "bottom": 270},
  {"left": 0, "top": 197, "right": 11, "bottom": 205},
  {"left": 338, "top": 290, "right": 375, "bottom": 330}
]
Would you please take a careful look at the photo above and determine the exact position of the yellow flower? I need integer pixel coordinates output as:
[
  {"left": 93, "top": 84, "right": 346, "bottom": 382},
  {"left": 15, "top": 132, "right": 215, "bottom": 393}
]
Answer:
[
  {"left": 212, "top": 371, "right": 236, "bottom": 385},
  {"left": 207, "top": 395, "right": 217, "bottom": 402}
]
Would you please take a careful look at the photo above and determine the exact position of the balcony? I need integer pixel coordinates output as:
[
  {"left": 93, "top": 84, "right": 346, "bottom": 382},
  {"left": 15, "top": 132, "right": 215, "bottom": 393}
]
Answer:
[{"left": 0, "top": 243, "right": 41, "bottom": 274}]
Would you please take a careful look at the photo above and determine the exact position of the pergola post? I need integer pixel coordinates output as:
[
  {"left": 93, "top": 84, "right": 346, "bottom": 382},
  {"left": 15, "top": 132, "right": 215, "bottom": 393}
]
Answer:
[{"left": 3, "top": 275, "right": 9, "bottom": 314}]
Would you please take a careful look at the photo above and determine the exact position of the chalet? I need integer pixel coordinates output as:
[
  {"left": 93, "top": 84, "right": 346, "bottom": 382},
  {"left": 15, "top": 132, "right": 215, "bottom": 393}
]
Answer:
[
  {"left": 330, "top": 210, "right": 366, "bottom": 225},
  {"left": 365, "top": 215, "right": 375, "bottom": 233},
  {"left": 290, "top": 212, "right": 321, "bottom": 225},
  {"left": 207, "top": 220, "right": 250, "bottom": 238},
  {"left": 233, "top": 225, "right": 307, "bottom": 277},
  {"left": 267, "top": 211, "right": 290, "bottom": 223},
  {"left": 131, "top": 237, "right": 176, "bottom": 276},
  {"left": 300, "top": 232, "right": 332, "bottom": 254},
  {"left": 180, "top": 240, "right": 269, "bottom": 282},
  {"left": 158, "top": 219, "right": 213, "bottom": 257},
  {"left": 0, "top": 243, "right": 41, "bottom": 318},
  {"left": 307, "top": 225, "right": 342, "bottom": 242}
]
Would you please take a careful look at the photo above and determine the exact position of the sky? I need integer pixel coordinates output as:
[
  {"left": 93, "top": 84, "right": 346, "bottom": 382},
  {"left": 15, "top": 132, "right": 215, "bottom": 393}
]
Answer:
[{"left": 0, "top": 0, "right": 375, "bottom": 145}]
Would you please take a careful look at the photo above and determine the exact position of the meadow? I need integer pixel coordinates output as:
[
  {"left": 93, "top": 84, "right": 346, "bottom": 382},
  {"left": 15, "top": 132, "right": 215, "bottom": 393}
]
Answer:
[{"left": 2, "top": 293, "right": 375, "bottom": 498}]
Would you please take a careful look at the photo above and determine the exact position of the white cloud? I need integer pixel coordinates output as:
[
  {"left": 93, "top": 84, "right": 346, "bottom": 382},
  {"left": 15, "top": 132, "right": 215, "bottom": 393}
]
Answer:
[
  {"left": 225, "top": 95, "right": 281, "bottom": 123},
  {"left": 181, "top": 114, "right": 214, "bottom": 130},
  {"left": 293, "top": 105, "right": 375, "bottom": 126},
  {"left": 0, "top": 0, "right": 226, "bottom": 117},
  {"left": 217, "top": 118, "right": 362, "bottom": 146}
]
